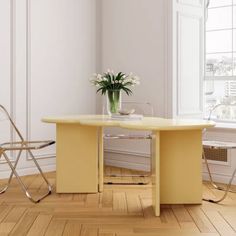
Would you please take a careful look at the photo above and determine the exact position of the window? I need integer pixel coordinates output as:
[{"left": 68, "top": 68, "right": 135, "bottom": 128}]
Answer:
[{"left": 204, "top": 0, "right": 236, "bottom": 121}]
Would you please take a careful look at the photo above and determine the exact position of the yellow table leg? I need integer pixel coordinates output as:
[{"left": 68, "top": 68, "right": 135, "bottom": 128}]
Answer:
[
  {"left": 152, "top": 131, "right": 160, "bottom": 216},
  {"left": 160, "top": 130, "right": 202, "bottom": 204},
  {"left": 56, "top": 124, "right": 99, "bottom": 193},
  {"left": 98, "top": 127, "right": 104, "bottom": 192}
]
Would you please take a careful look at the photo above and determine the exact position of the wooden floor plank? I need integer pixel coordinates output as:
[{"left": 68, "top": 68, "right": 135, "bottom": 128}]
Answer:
[
  {"left": 101, "top": 190, "right": 113, "bottom": 208},
  {"left": 9, "top": 212, "right": 39, "bottom": 236},
  {"left": 81, "top": 225, "right": 98, "bottom": 236},
  {"left": 186, "top": 206, "right": 217, "bottom": 233},
  {"left": 26, "top": 213, "right": 52, "bottom": 236},
  {"left": 0, "top": 167, "right": 235, "bottom": 236},
  {"left": 126, "top": 193, "right": 142, "bottom": 215},
  {"left": 219, "top": 210, "right": 236, "bottom": 232},
  {"left": 44, "top": 218, "right": 67, "bottom": 236},
  {"left": 0, "top": 205, "right": 13, "bottom": 223},
  {"left": 116, "top": 233, "right": 220, "bottom": 236},
  {"left": 203, "top": 210, "right": 236, "bottom": 236},
  {"left": 172, "top": 205, "right": 200, "bottom": 232},
  {"left": 73, "top": 194, "right": 87, "bottom": 204},
  {"left": 63, "top": 220, "right": 82, "bottom": 236},
  {"left": 113, "top": 192, "right": 127, "bottom": 213},
  {"left": 85, "top": 194, "right": 100, "bottom": 208},
  {"left": 0, "top": 206, "right": 27, "bottom": 234}
]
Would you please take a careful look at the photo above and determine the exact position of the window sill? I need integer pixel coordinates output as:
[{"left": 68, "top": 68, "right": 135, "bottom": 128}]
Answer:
[{"left": 209, "top": 122, "right": 236, "bottom": 131}]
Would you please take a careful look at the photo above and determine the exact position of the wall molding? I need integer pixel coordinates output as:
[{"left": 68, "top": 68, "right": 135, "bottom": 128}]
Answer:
[
  {"left": 26, "top": 0, "right": 31, "bottom": 147},
  {"left": 176, "top": 11, "right": 204, "bottom": 116},
  {"left": 25, "top": 0, "right": 55, "bottom": 160},
  {"left": 164, "top": 0, "right": 173, "bottom": 118},
  {"left": 177, "top": 0, "right": 203, "bottom": 8},
  {"left": 10, "top": 0, "right": 16, "bottom": 123},
  {"left": 0, "top": 163, "right": 56, "bottom": 179},
  {"left": 104, "top": 149, "right": 150, "bottom": 172},
  {"left": 10, "top": 0, "right": 16, "bottom": 159},
  {"left": 105, "top": 148, "right": 150, "bottom": 158},
  {"left": 203, "top": 171, "right": 236, "bottom": 185}
]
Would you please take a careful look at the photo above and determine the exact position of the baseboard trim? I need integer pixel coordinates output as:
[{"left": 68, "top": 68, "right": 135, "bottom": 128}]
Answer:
[
  {"left": 104, "top": 149, "right": 150, "bottom": 171},
  {"left": 1, "top": 150, "right": 234, "bottom": 185},
  {"left": 0, "top": 164, "right": 56, "bottom": 179},
  {"left": 105, "top": 159, "right": 150, "bottom": 172},
  {"left": 105, "top": 149, "right": 236, "bottom": 185},
  {"left": 202, "top": 172, "right": 236, "bottom": 185},
  {"left": 104, "top": 148, "right": 150, "bottom": 158}
]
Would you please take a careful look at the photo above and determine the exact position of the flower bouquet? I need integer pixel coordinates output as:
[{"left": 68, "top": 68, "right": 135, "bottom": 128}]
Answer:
[{"left": 90, "top": 70, "right": 140, "bottom": 114}]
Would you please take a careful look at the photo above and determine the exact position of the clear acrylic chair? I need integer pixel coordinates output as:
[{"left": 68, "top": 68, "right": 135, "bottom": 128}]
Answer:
[
  {"left": 103, "top": 101, "right": 154, "bottom": 185},
  {"left": 0, "top": 104, "right": 55, "bottom": 203},
  {"left": 203, "top": 103, "right": 236, "bottom": 203}
]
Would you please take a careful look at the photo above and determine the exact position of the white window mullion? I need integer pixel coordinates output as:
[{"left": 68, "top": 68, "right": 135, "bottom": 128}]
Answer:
[{"left": 204, "top": 0, "right": 236, "bottom": 122}]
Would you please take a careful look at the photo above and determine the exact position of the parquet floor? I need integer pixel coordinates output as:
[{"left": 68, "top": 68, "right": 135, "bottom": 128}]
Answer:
[{"left": 0, "top": 166, "right": 236, "bottom": 236}]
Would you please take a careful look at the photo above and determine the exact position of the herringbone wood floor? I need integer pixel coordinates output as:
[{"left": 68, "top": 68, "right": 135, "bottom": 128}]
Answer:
[{"left": 0, "top": 166, "right": 236, "bottom": 236}]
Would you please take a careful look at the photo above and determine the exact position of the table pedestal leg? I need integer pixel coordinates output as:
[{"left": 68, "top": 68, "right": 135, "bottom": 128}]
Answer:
[
  {"left": 160, "top": 130, "right": 202, "bottom": 204},
  {"left": 152, "top": 131, "right": 160, "bottom": 216},
  {"left": 56, "top": 124, "right": 99, "bottom": 193},
  {"left": 98, "top": 127, "right": 104, "bottom": 192}
]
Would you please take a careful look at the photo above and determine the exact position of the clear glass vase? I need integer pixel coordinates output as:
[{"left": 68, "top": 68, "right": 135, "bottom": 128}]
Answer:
[{"left": 106, "top": 89, "right": 121, "bottom": 115}]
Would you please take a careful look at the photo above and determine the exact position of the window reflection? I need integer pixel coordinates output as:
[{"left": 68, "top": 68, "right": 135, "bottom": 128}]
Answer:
[{"left": 205, "top": 1, "right": 236, "bottom": 121}]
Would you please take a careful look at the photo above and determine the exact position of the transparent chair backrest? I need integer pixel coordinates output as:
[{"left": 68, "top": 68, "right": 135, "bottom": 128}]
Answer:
[
  {"left": 207, "top": 103, "right": 236, "bottom": 122},
  {"left": 120, "top": 102, "right": 154, "bottom": 117},
  {"left": 102, "top": 101, "right": 154, "bottom": 116},
  {"left": 0, "top": 105, "right": 24, "bottom": 144}
]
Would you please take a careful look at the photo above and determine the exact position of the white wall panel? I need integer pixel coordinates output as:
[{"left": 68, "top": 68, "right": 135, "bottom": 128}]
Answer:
[
  {"left": 178, "top": 0, "right": 203, "bottom": 7},
  {"left": 177, "top": 13, "right": 203, "bottom": 116},
  {"left": 0, "top": 0, "right": 98, "bottom": 177},
  {"left": 27, "top": 0, "right": 97, "bottom": 158},
  {"left": 0, "top": 0, "right": 12, "bottom": 148},
  {"left": 102, "top": 0, "right": 165, "bottom": 117},
  {"left": 101, "top": 0, "right": 165, "bottom": 157},
  {"left": 15, "top": 0, "right": 27, "bottom": 141},
  {"left": 171, "top": 0, "right": 205, "bottom": 118}
]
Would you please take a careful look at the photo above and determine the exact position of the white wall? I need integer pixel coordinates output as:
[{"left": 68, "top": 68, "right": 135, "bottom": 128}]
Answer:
[
  {"left": 101, "top": 0, "right": 166, "bottom": 117},
  {"left": 0, "top": 0, "right": 97, "bottom": 178},
  {"left": 101, "top": 0, "right": 166, "bottom": 168}
]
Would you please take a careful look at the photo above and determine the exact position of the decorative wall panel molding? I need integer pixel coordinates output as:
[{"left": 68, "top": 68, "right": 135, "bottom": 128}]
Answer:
[
  {"left": 178, "top": 0, "right": 203, "bottom": 7},
  {"left": 25, "top": 0, "right": 55, "bottom": 160},
  {"left": 9, "top": 0, "right": 16, "bottom": 159},
  {"left": 0, "top": 0, "right": 16, "bottom": 160},
  {"left": 104, "top": 149, "right": 150, "bottom": 172},
  {"left": 176, "top": 12, "right": 203, "bottom": 116}
]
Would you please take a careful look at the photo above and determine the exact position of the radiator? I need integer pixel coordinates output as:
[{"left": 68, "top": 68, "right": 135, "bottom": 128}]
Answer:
[{"left": 203, "top": 148, "right": 228, "bottom": 162}]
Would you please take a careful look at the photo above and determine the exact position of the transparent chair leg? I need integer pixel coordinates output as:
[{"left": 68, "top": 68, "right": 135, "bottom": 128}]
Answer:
[
  {"left": 106, "top": 174, "right": 150, "bottom": 177},
  {"left": 104, "top": 140, "right": 152, "bottom": 185},
  {"left": 27, "top": 150, "right": 52, "bottom": 196},
  {"left": 203, "top": 168, "right": 236, "bottom": 203},
  {"left": 2, "top": 152, "right": 51, "bottom": 203},
  {"left": 202, "top": 150, "right": 220, "bottom": 189},
  {"left": 104, "top": 173, "right": 150, "bottom": 185},
  {"left": 0, "top": 150, "right": 22, "bottom": 194},
  {"left": 202, "top": 150, "right": 236, "bottom": 193},
  {"left": 203, "top": 150, "right": 236, "bottom": 203}
]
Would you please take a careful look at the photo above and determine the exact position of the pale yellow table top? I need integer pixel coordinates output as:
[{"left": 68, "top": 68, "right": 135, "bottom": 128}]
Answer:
[{"left": 42, "top": 115, "right": 215, "bottom": 131}]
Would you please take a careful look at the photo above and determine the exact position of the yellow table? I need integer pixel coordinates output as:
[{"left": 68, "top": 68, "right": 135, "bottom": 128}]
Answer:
[{"left": 42, "top": 115, "right": 214, "bottom": 216}]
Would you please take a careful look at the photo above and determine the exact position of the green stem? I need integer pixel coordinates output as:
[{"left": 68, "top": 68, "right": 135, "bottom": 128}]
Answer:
[{"left": 108, "top": 90, "right": 120, "bottom": 114}]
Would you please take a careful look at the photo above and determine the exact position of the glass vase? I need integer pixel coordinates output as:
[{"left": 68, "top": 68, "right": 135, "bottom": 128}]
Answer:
[{"left": 106, "top": 89, "right": 121, "bottom": 115}]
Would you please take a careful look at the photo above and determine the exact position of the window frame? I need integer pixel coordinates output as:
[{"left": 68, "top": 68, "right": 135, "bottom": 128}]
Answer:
[{"left": 204, "top": 0, "right": 236, "bottom": 122}]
